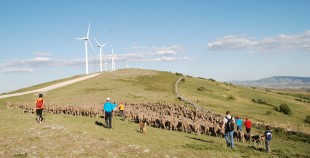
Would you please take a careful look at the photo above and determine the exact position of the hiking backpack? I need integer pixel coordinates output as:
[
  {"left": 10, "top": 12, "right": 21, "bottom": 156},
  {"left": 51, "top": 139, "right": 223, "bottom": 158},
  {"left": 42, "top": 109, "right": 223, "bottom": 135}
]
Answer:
[
  {"left": 266, "top": 130, "right": 272, "bottom": 140},
  {"left": 225, "top": 116, "right": 234, "bottom": 131}
]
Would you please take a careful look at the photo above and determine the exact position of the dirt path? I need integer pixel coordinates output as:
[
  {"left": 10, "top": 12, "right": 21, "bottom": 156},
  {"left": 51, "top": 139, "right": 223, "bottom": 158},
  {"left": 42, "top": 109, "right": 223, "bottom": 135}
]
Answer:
[{"left": 0, "top": 73, "right": 100, "bottom": 99}]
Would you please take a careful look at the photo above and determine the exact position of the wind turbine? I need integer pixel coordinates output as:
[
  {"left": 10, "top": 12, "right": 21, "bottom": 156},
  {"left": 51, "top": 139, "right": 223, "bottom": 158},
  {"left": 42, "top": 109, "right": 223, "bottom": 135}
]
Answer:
[
  {"left": 75, "top": 23, "right": 91, "bottom": 74},
  {"left": 94, "top": 38, "right": 108, "bottom": 72},
  {"left": 88, "top": 39, "right": 97, "bottom": 73},
  {"left": 110, "top": 45, "right": 116, "bottom": 71}
]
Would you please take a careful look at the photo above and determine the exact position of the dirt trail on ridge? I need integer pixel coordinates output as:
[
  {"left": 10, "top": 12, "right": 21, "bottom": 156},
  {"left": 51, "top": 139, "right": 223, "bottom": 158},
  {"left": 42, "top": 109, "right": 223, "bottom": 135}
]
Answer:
[{"left": 0, "top": 73, "right": 100, "bottom": 99}]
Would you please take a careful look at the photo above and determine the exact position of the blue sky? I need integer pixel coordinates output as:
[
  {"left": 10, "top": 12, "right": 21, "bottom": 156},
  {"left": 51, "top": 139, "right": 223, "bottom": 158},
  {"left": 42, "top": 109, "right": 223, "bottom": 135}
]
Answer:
[{"left": 0, "top": 0, "right": 310, "bottom": 93}]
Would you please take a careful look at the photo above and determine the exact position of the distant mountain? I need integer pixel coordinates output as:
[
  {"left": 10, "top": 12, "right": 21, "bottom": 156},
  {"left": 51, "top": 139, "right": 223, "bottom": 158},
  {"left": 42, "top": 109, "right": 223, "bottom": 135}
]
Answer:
[{"left": 229, "top": 76, "right": 310, "bottom": 89}]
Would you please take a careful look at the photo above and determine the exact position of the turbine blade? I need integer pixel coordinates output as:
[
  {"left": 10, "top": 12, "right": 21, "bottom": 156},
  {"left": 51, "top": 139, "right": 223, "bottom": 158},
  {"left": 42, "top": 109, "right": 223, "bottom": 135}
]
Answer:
[
  {"left": 87, "top": 22, "right": 90, "bottom": 39},
  {"left": 93, "top": 38, "right": 100, "bottom": 46},
  {"left": 103, "top": 43, "right": 108, "bottom": 47},
  {"left": 88, "top": 40, "right": 97, "bottom": 54}
]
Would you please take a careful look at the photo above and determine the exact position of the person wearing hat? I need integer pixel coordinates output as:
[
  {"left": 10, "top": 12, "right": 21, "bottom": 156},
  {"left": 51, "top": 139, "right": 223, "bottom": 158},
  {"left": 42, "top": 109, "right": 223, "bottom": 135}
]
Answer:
[
  {"left": 236, "top": 116, "right": 243, "bottom": 131},
  {"left": 103, "top": 97, "right": 117, "bottom": 128}
]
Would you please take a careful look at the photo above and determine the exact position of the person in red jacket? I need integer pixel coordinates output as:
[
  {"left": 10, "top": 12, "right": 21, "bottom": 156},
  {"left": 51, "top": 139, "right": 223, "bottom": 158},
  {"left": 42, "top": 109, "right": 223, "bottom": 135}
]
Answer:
[
  {"left": 244, "top": 117, "right": 252, "bottom": 141},
  {"left": 244, "top": 117, "right": 252, "bottom": 134},
  {"left": 35, "top": 94, "right": 44, "bottom": 123}
]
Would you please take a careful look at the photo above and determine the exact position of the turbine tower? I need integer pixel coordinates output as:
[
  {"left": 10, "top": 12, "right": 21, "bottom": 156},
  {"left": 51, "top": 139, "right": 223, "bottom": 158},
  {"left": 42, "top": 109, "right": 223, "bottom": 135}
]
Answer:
[
  {"left": 111, "top": 45, "right": 116, "bottom": 71},
  {"left": 75, "top": 23, "right": 91, "bottom": 74},
  {"left": 94, "top": 38, "right": 108, "bottom": 73}
]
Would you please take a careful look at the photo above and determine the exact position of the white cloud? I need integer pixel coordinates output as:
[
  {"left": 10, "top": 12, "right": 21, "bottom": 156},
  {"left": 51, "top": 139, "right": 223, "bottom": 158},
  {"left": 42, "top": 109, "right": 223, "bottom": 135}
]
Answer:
[
  {"left": 0, "top": 58, "right": 84, "bottom": 73},
  {"left": 123, "top": 45, "right": 185, "bottom": 56},
  {"left": 153, "top": 45, "right": 184, "bottom": 55},
  {"left": 33, "top": 52, "right": 51, "bottom": 56},
  {"left": 118, "top": 44, "right": 188, "bottom": 63},
  {"left": 0, "top": 44, "right": 188, "bottom": 73},
  {"left": 208, "top": 30, "right": 310, "bottom": 53},
  {"left": 146, "top": 56, "right": 190, "bottom": 62},
  {"left": 33, "top": 57, "right": 51, "bottom": 61},
  {"left": 0, "top": 67, "right": 34, "bottom": 73}
]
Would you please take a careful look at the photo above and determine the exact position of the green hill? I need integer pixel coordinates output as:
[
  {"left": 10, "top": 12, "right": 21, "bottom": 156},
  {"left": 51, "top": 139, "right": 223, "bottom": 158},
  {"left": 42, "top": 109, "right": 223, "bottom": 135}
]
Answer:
[{"left": 0, "top": 68, "right": 309, "bottom": 157}]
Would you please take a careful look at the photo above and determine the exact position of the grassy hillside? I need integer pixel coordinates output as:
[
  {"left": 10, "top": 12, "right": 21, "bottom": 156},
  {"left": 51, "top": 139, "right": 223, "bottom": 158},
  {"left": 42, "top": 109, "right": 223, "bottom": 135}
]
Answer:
[
  {"left": 178, "top": 77, "right": 310, "bottom": 132},
  {"left": 1, "top": 68, "right": 309, "bottom": 157},
  {"left": 0, "top": 104, "right": 309, "bottom": 157}
]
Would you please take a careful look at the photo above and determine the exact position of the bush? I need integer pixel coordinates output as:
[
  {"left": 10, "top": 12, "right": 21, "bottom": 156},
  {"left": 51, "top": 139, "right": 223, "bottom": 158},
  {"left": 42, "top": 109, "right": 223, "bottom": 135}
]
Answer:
[
  {"left": 181, "top": 78, "right": 185, "bottom": 82},
  {"left": 295, "top": 98, "right": 302, "bottom": 102},
  {"left": 227, "top": 95, "right": 235, "bottom": 100},
  {"left": 265, "top": 111, "right": 272, "bottom": 115},
  {"left": 279, "top": 104, "right": 291, "bottom": 115},
  {"left": 305, "top": 115, "right": 310, "bottom": 124},
  {"left": 273, "top": 105, "right": 279, "bottom": 112},
  {"left": 197, "top": 87, "right": 206, "bottom": 91},
  {"left": 209, "top": 78, "right": 216, "bottom": 82},
  {"left": 257, "top": 99, "right": 267, "bottom": 104}
]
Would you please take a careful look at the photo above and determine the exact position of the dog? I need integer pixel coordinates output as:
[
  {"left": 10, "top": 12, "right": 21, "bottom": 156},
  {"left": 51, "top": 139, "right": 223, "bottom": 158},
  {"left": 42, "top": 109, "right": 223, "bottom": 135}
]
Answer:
[
  {"left": 139, "top": 121, "right": 147, "bottom": 134},
  {"left": 251, "top": 135, "right": 264, "bottom": 146}
]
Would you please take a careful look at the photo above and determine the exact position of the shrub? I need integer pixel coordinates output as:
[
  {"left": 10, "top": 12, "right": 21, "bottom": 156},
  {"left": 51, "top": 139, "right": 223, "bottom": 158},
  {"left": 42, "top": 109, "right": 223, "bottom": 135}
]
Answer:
[
  {"left": 209, "top": 78, "right": 216, "bottom": 82},
  {"left": 279, "top": 104, "right": 291, "bottom": 115},
  {"left": 273, "top": 105, "right": 279, "bottom": 112},
  {"left": 305, "top": 115, "right": 310, "bottom": 124},
  {"left": 274, "top": 127, "right": 285, "bottom": 134},
  {"left": 227, "top": 95, "right": 235, "bottom": 100},
  {"left": 265, "top": 111, "right": 272, "bottom": 115},
  {"left": 257, "top": 99, "right": 267, "bottom": 104},
  {"left": 295, "top": 98, "right": 302, "bottom": 102},
  {"left": 197, "top": 87, "right": 206, "bottom": 91},
  {"left": 181, "top": 78, "right": 185, "bottom": 82}
]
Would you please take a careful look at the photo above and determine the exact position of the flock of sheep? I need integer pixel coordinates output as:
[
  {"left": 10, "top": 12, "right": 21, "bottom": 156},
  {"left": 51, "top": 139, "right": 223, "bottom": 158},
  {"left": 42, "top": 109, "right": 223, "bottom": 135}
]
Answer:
[{"left": 7, "top": 101, "right": 259, "bottom": 145}]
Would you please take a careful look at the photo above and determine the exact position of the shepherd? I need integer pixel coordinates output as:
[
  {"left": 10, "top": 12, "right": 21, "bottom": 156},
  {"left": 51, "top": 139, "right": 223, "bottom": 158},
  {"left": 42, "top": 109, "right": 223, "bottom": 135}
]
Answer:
[
  {"left": 103, "top": 97, "right": 117, "bottom": 128},
  {"left": 35, "top": 94, "right": 44, "bottom": 123}
]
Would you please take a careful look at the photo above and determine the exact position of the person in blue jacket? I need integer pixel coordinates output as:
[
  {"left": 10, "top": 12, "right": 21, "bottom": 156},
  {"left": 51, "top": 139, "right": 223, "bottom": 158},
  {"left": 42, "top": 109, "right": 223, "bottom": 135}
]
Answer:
[
  {"left": 262, "top": 125, "right": 272, "bottom": 153},
  {"left": 236, "top": 116, "right": 243, "bottom": 131},
  {"left": 103, "top": 97, "right": 117, "bottom": 128}
]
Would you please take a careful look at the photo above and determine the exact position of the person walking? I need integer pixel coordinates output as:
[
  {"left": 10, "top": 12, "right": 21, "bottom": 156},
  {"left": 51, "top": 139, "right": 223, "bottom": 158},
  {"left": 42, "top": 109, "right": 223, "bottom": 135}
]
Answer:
[
  {"left": 262, "top": 125, "right": 272, "bottom": 153},
  {"left": 103, "top": 98, "right": 117, "bottom": 128},
  {"left": 222, "top": 111, "right": 235, "bottom": 148},
  {"left": 244, "top": 117, "right": 252, "bottom": 141},
  {"left": 236, "top": 116, "right": 243, "bottom": 131},
  {"left": 118, "top": 102, "right": 125, "bottom": 117},
  {"left": 35, "top": 94, "right": 44, "bottom": 123},
  {"left": 244, "top": 118, "right": 252, "bottom": 134}
]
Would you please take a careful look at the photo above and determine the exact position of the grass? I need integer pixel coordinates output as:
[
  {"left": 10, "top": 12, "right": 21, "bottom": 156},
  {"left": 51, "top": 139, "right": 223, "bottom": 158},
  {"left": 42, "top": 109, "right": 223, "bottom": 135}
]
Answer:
[
  {"left": 1, "top": 68, "right": 310, "bottom": 157},
  {"left": 178, "top": 76, "right": 310, "bottom": 132},
  {"left": 1, "top": 104, "right": 309, "bottom": 157}
]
